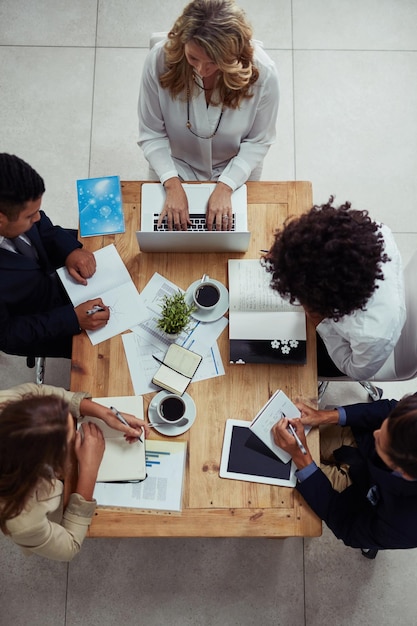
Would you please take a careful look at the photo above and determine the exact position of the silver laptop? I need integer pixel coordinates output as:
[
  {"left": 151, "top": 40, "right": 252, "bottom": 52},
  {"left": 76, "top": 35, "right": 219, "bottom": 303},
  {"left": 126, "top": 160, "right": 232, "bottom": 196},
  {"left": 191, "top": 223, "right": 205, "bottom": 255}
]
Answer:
[{"left": 136, "top": 183, "right": 251, "bottom": 253}]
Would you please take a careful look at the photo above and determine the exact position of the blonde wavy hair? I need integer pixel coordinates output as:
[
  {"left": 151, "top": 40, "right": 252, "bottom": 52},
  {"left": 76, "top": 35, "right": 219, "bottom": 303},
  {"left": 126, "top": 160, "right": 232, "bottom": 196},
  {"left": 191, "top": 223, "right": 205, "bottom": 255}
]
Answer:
[{"left": 160, "top": 0, "right": 259, "bottom": 109}]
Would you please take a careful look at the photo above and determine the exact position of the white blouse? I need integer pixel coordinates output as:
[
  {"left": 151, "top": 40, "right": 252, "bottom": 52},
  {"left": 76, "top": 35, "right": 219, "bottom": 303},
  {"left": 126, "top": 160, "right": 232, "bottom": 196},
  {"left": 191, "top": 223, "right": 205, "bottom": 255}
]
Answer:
[
  {"left": 317, "top": 224, "right": 406, "bottom": 380},
  {"left": 138, "top": 40, "right": 279, "bottom": 190}
]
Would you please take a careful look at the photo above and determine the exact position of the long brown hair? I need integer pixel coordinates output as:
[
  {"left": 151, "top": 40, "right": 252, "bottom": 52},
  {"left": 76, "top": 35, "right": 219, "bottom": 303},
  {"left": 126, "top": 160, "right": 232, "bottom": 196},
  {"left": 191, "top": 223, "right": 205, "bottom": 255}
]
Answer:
[
  {"left": 160, "top": 0, "right": 259, "bottom": 109},
  {"left": 0, "top": 395, "right": 69, "bottom": 533}
]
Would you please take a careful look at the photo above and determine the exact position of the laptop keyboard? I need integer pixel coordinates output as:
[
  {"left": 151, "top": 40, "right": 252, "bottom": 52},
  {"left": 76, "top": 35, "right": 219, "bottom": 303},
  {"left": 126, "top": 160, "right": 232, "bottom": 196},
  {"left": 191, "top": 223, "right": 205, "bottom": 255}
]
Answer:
[{"left": 154, "top": 213, "right": 236, "bottom": 231}]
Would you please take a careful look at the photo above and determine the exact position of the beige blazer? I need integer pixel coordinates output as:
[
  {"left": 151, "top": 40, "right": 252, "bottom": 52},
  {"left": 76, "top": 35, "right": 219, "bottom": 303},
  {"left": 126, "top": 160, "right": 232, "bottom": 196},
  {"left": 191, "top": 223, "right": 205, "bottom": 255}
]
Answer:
[{"left": 1, "top": 383, "right": 96, "bottom": 561}]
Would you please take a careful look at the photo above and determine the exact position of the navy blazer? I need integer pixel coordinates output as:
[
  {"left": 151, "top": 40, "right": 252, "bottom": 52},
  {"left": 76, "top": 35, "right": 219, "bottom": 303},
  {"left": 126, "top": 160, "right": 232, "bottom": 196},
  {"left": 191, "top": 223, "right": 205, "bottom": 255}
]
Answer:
[
  {"left": 0, "top": 211, "right": 82, "bottom": 357},
  {"left": 297, "top": 399, "right": 417, "bottom": 550}
]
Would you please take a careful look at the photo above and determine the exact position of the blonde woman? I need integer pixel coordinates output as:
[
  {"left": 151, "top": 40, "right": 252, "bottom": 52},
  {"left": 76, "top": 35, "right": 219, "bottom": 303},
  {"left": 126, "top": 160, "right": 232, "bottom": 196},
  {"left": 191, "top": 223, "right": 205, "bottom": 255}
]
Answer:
[
  {"left": 0, "top": 383, "right": 147, "bottom": 561},
  {"left": 138, "top": 0, "right": 279, "bottom": 231}
]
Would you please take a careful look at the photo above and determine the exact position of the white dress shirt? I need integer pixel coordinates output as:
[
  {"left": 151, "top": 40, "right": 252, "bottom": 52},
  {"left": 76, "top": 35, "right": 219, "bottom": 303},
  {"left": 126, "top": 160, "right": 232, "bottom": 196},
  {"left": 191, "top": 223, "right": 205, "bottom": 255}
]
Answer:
[
  {"left": 138, "top": 40, "right": 279, "bottom": 190},
  {"left": 317, "top": 224, "right": 406, "bottom": 380}
]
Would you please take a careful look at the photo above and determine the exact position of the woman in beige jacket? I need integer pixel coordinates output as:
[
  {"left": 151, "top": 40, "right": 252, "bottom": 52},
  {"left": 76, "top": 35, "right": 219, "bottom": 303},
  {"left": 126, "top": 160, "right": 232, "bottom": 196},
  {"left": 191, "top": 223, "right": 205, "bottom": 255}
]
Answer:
[{"left": 0, "top": 383, "right": 146, "bottom": 562}]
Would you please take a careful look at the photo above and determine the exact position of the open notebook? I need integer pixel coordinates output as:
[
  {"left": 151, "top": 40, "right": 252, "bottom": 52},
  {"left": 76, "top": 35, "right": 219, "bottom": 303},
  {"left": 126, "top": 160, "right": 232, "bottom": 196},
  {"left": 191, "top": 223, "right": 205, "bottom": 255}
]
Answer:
[{"left": 78, "top": 396, "right": 145, "bottom": 482}]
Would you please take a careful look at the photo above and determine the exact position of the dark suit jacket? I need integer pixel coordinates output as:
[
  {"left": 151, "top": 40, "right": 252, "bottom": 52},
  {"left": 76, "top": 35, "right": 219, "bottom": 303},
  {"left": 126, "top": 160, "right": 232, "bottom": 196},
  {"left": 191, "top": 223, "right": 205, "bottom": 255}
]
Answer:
[
  {"left": 0, "top": 211, "right": 82, "bottom": 357},
  {"left": 297, "top": 399, "right": 417, "bottom": 549}
]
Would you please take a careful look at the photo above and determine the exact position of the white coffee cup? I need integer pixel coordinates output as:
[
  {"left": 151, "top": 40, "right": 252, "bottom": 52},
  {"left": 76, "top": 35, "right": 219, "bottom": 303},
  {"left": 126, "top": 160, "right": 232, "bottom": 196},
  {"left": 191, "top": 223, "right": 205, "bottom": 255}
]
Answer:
[
  {"left": 193, "top": 278, "right": 221, "bottom": 311},
  {"left": 156, "top": 394, "right": 186, "bottom": 424}
]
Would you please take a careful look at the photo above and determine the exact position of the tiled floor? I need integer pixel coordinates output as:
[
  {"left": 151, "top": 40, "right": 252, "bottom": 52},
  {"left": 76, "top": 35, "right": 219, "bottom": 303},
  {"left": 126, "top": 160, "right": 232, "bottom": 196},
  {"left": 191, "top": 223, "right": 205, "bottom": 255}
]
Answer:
[{"left": 1, "top": 1, "right": 417, "bottom": 624}]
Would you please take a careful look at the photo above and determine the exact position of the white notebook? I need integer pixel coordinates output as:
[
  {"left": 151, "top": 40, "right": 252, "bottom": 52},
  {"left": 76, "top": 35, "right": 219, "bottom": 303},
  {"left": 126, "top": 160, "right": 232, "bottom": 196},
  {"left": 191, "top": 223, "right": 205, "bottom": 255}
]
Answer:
[
  {"left": 249, "top": 390, "right": 309, "bottom": 464},
  {"left": 57, "top": 244, "right": 147, "bottom": 345},
  {"left": 79, "top": 395, "right": 145, "bottom": 482}
]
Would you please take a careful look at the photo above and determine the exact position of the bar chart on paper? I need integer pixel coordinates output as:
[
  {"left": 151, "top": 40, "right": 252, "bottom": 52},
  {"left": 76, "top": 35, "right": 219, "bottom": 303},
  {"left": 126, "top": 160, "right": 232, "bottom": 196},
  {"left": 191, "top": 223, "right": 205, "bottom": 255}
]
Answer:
[{"left": 93, "top": 440, "right": 187, "bottom": 511}]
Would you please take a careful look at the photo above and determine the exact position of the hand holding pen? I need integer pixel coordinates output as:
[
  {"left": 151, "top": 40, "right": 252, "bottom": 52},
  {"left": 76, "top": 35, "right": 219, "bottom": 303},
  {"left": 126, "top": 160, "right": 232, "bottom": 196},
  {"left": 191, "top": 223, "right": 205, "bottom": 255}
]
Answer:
[
  {"left": 110, "top": 406, "right": 144, "bottom": 443},
  {"left": 271, "top": 417, "right": 312, "bottom": 469},
  {"left": 287, "top": 422, "right": 307, "bottom": 455},
  {"left": 75, "top": 298, "right": 110, "bottom": 331}
]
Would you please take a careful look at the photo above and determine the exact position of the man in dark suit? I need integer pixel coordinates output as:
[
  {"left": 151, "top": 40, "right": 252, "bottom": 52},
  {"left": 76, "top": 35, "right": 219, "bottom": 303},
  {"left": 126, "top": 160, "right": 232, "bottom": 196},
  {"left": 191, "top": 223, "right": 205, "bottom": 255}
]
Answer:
[
  {"left": 0, "top": 153, "right": 109, "bottom": 358},
  {"left": 272, "top": 394, "right": 417, "bottom": 557}
]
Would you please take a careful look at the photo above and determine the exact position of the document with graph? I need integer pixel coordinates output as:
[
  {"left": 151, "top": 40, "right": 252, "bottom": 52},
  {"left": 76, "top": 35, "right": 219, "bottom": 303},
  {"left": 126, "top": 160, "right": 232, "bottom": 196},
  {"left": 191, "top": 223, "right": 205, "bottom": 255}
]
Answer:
[{"left": 93, "top": 440, "right": 187, "bottom": 511}]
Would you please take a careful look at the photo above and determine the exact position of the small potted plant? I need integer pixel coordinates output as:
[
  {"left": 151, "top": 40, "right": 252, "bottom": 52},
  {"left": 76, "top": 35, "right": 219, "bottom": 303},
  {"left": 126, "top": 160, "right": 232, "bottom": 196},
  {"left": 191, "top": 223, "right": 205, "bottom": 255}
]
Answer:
[{"left": 156, "top": 290, "right": 196, "bottom": 336}]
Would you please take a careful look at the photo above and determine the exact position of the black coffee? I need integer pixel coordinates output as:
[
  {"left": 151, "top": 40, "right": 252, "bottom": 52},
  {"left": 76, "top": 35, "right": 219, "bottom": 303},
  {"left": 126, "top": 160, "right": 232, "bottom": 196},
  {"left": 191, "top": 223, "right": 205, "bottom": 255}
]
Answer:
[
  {"left": 195, "top": 284, "right": 220, "bottom": 307},
  {"left": 160, "top": 397, "right": 185, "bottom": 421}
]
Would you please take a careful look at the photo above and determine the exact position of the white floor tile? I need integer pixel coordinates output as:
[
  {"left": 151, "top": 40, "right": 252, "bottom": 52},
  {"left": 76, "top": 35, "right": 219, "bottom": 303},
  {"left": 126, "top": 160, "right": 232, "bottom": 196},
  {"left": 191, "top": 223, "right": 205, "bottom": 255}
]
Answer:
[
  {"left": 0, "top": 535, "right": 68, "bottom": 626},
  {"left": 97, "top": 0, "right": 188, "bottom": 48},
  {"left": 305, "top": 526, "right": 417, "bottom": 626},
  {"left": 96, "top": 0, "right": 292, "bottom": 50},
  {"left": 90, "top": 48, "right": 148, "bottom": 180},
  {"left": 294, "top": 50, "right": 417, "bottom": 233},
  {"left": 293, "top": 0, "right": 417, "bottom": 51},
  {"left": 66, "top": 537, "right": 304, "bottom": 626},
  {"left": 0, "top": 46, "right": 95, "bottom": 227},
  {"left": 262, "top": 50, "right": 295, "bottom": 181},
  {"left": 0, "top": 0, "right": 98, "bottom": 47},
  {"left": 239, "top": 0, "right": 293, "bottom": 50}
]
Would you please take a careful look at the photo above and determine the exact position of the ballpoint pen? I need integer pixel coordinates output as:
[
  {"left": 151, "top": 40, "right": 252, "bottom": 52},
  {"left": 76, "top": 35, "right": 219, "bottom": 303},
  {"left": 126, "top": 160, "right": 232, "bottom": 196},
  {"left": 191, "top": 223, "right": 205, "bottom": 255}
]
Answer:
[
  {"left": 86, "top": 305, "right": 106, "bottom": 315},
  {"left": 287, "top": 422, "right": 307, "bottom": 455},
  {"left": 110, "top": 406, "right": 143, "bottom": 443}
]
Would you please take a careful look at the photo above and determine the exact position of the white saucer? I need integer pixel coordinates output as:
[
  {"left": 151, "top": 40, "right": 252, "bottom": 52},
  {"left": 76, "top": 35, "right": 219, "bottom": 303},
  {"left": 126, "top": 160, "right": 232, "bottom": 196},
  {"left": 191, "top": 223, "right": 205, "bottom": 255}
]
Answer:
[
  {"left": 148, "top": 390, "right": 196, "bottom": 436},
  {"left": 185, "top": 278, "right": 229, "bottom": 322}
]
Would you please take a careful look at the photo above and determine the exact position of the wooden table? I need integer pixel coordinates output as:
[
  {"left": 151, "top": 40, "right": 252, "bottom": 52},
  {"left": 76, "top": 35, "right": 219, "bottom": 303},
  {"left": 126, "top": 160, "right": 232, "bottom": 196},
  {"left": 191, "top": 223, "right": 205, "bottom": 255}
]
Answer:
[{"left": 70, "top": 181, "right": 321, "bottom": 538}]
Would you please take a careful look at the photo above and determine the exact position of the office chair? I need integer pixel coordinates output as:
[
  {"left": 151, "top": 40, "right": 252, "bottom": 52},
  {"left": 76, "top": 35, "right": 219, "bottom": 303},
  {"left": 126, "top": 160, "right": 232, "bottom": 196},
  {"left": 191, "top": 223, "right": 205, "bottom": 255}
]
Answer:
[
  {"left": 26, "top": 356, "right": 45, "bottom": 385},
  {"left": 319, "top": 250, "right": 417, "bottom": 401},
  {"left": 149, "top": 32, "right": 265, "bottom": 49}
]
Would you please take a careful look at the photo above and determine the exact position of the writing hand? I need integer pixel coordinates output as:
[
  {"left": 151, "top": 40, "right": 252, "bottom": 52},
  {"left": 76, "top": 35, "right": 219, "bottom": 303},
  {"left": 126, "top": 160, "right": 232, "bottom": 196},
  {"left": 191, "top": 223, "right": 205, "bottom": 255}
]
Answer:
[
  {"left": 271, "top": 417, "right": 313, "bottom": 469},
  {"left": 65, "top": 248, "right": 96, "bottom": 285},
  {"left": 75, "top": 298, "right": 110, "bottom": 330},
  {"left": 206, "top": 182, "right": 233, "bottom": 231},
  {"left": 104, "top": 410, "right": 150, "bottom": 443},
  {"left": 159, "top": 177, "right": 190, "bottom": 231}
]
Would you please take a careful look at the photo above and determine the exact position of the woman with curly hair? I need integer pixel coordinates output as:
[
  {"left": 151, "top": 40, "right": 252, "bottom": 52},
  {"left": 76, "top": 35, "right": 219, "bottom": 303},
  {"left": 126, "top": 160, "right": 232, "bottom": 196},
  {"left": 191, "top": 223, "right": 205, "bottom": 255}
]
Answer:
[
  {"left": 138, "top": 0, "right": 279, "bottom": 231},
  {"left": 263, "top": 198, "right": 406, "bottom": 379},
  {"left": 0, "top": 383, "right": 147, "bottom": 561}
]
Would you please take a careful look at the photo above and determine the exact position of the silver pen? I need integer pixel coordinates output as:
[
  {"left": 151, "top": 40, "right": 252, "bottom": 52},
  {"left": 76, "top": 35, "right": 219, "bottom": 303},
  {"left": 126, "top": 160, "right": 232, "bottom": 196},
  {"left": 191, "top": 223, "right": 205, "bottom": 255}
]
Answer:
[
  {"left": 86, "top": 305, "right": 106, "bottom": 315},
  {"left": 287, "top": 423, "right": 307, "bottom": 455},
  {"left": 110, "top": 406, "right": 143, "bottom": 443}
]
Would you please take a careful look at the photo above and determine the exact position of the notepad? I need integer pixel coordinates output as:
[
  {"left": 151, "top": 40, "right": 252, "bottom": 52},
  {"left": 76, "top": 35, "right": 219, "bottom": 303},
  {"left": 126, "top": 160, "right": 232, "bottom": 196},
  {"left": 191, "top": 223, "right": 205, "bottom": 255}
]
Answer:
[
  {"left": 152, "top": 343, "right": 202, "bottom": 395},
  {"left": 249, "top": 389, "right": 309, "bottom": 464},
  {"left": 78, "top": 395, "right": 146, "bottom": 482}
]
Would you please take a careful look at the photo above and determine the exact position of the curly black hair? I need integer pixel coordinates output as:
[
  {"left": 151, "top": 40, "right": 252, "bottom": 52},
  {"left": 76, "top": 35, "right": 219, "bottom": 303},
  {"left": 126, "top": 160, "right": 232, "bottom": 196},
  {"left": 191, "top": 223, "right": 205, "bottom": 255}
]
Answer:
[
  {"left": 262, "top": 197, "right": 389, "bottom": 321},
  {"left": 0, "top": 153, "right": 45, "bottom": 220}
]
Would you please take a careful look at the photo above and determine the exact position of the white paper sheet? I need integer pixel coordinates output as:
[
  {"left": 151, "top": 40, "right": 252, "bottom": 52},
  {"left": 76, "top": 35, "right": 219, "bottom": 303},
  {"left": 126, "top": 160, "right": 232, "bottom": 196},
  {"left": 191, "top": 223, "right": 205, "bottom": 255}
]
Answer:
[
  {"left": 122, "top": 332, "right": 224, "bottom": 395},
  {"left": 57, "top": 244, "right": 147, "bottom": 345}
]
